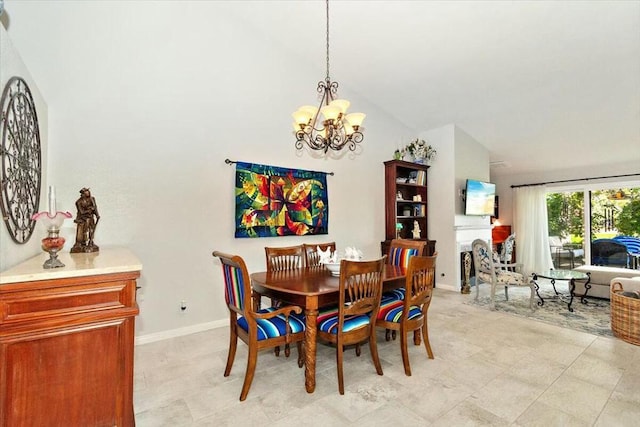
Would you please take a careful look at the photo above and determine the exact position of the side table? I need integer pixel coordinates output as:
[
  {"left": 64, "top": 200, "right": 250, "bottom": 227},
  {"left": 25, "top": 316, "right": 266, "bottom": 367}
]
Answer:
[{"left": 531, "top": 269, "right": 590, "bottom": 312}]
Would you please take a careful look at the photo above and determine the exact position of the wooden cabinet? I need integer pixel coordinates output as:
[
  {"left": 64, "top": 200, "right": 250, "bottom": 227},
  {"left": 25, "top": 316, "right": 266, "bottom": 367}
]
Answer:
[
  {"left": 491, "top": 225, "right": 512, "bottom": 245},
  {"left": 0, "top": 248, "right": 141, "bottom": 427},
  {"left": 382, "top": 160, "right": 435, "bottom": 256}
]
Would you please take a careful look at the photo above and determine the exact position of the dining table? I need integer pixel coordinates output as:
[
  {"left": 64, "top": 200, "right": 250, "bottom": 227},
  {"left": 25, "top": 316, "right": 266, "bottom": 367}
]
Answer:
[{"left": 250, "top": 264, "right": 407, "bottom": 393}]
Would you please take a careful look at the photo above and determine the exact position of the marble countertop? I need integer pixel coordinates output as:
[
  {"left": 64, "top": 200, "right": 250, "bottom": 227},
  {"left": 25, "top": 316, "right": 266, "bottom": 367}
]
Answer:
[{"left": 0, "top": 247, "right": 142, "bottom": 284}]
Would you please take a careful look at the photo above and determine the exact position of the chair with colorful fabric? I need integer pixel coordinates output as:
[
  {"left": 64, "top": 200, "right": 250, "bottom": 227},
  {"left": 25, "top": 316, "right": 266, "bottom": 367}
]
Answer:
[
  {"left": 303, "top": 242, "right": 336, "bottom": 267},
  {"left": 316, "top": 257, "right": 386, "bottom": 395},
  {"left": 471, "top": 239, "right": 535, "bottom": 310},
  {"left": 212, "top": 251, "right": 306, "bottom": 401},
  {"left": 265, "top": 244, "right": 305, "bottom": 356},
  {"left": 382, "top": 239, "right": 426, "bottom": 340},
  {"left": 377, "top": 254, "right": 437, "bottom": 376}
]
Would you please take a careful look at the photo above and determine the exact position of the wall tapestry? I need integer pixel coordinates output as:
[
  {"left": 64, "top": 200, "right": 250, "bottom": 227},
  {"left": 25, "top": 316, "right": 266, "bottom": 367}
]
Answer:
[{"left": 234, "top": 161, "right": 329, "bottom": 238}]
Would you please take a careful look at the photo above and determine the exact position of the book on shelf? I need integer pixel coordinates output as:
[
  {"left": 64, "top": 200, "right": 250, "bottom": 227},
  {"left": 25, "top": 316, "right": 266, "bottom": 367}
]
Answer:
[{"left": 416, "top": 170, "right": 426, "bottom": 186}]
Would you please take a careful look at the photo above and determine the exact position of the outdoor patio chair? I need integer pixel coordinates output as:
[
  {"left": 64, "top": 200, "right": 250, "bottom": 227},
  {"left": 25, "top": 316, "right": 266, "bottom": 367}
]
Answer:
[
  {"left": 591, "top": 239, "right": 630, "bottom": 268},
  {"left": 613, "top": 236, "right": 640, "bottom": 269},
  {"left": 549, "top": 235, "right": 584, "bottom": 269}
]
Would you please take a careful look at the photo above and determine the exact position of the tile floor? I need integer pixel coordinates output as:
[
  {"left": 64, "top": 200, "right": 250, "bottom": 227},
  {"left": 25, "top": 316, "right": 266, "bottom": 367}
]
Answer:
[{"left": 133, "top": 288, "right": 640, "bottom": 426}]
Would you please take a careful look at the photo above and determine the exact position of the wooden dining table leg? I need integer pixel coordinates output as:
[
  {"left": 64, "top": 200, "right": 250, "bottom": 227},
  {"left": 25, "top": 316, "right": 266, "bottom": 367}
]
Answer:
[{"left": 304, "top": 307, "right": 319, "bottom": 393}]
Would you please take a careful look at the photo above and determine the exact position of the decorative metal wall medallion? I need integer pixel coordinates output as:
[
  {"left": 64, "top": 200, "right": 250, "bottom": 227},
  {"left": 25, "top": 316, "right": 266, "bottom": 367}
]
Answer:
[{"left": 0, "top": 77, "right": 42, "bottom": 244}]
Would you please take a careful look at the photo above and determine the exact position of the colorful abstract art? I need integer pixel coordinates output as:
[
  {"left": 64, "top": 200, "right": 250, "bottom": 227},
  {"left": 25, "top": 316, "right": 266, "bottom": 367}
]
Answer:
[{"left": 234, "top": 161, "right": 329, "bottom": 238}]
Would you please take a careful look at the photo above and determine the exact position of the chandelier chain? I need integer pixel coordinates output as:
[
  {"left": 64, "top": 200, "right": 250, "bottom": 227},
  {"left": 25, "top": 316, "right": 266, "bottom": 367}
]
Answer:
[{"left": 325, "top": 0, "right": 330, "bottom": 81}]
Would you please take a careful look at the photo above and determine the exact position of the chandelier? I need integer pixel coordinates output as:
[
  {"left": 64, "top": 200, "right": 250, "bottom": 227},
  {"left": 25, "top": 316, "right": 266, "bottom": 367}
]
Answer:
[{"left": 292, "top": 0, "right": 365, "bottom": 153}]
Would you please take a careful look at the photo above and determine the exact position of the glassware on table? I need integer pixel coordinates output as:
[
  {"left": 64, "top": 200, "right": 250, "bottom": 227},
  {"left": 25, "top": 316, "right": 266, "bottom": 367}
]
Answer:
[{"left": 32, "top": 211, "right": 73, "bottom": 269}]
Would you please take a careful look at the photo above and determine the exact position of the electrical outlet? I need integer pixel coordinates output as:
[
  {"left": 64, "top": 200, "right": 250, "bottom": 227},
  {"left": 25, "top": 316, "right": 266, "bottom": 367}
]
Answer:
[{"left": 180, "top": 300, "right": 187, "bottom": 311}]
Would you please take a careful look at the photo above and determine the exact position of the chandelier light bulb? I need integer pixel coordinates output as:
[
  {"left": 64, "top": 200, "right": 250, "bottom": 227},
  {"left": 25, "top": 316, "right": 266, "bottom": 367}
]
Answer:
[
  {"left": 320, "top": 105, "right": 341, "bottom": 122},
  {"left": 300, "top": 105, "right": 318, "bottom": 117},
  {"left": 329, "top": 99, "right": 350, "bottom": 114},
  {"left": 292, "top": 109, "right": 313, "bottom": 126},
  {"left": 345, "top": 112, "right": 366, "bottom": 128},
  {"left": 343, "top": 120, "right": 355, "bottom": 136}
]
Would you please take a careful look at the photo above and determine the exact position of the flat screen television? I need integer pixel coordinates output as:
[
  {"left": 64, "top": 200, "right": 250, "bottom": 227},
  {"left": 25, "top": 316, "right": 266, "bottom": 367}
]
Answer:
[{"left": 464, "top": 179, "right": 496, "bottom": 216}]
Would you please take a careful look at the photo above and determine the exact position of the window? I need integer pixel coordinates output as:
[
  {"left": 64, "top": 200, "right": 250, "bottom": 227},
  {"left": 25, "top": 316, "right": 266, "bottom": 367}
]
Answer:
[{"left": 546, "top": 183, "right": 639, "bottom": 267}]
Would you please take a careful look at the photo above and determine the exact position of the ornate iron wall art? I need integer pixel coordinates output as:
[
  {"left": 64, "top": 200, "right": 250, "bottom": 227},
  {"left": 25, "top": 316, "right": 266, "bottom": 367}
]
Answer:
[
  {"left": 232, "top": 161, "right": 329, "bottom": 238},
  {"left": 0, "top": 77, "right": 42, "bottom": 244}
]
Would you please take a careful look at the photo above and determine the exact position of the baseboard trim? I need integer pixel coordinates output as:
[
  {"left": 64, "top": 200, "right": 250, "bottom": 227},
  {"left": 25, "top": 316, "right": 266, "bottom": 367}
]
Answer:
[
  {"left": 135, "top": 319, "right": 226, "bottom": 346},
  {"left": 435, "top": 283, "right": 458, "bottom": 292}
]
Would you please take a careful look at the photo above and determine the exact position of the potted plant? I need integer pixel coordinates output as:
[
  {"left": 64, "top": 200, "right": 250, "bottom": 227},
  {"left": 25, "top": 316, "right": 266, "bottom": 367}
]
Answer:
[{"left": 405, "top": 139, "right": 436, "bottom": 165}]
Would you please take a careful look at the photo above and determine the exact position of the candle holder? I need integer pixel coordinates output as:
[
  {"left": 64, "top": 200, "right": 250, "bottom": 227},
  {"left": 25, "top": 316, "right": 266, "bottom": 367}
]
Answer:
[{"left": 32, "top": 211, "right": 72, "bottom": 269}]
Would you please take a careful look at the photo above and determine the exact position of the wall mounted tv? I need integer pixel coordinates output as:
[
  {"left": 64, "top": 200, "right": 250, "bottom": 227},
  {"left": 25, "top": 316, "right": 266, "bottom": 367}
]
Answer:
[{"left": 464, "top": 179, "right": 496, "bottom": 216}]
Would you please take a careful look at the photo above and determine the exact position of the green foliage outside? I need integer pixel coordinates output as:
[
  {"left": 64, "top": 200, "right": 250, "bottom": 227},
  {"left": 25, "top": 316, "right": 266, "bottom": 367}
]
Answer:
[
  {"left": 617, "top": 198, "right": 640, "bottom": 236},
  {"left": 547, "top": 188, "right": 639, "bottom": 242},
  {"left": 591, "top": 188, "right": 640, "bottom": 238},
  {"left": 546, "top": 192, "right": 584, "bottom": 243}
]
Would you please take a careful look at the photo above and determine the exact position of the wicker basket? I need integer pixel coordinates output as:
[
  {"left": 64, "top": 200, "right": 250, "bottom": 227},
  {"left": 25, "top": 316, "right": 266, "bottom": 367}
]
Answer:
[{"left": 611, "top": 282, "right": 640, "bottom": 346}]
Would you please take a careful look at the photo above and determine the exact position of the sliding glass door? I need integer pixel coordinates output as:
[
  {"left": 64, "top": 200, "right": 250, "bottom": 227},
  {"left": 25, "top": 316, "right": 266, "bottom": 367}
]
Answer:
[
  {"left": 546, "top": 191, "right": 585, "bottom": 268},
  {"left": 547, "top": 184, "right": 639, "bottom": 269},
  {"left": 589, "top": 188, "right": 639, "bottom": 267}
]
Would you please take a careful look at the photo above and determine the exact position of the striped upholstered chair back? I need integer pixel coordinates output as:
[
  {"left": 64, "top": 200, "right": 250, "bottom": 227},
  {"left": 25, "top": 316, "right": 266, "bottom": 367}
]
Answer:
[
  {"left": 388, "top": 239, "right": 426, "bottom": 268},
  {"left": 383, "top": 239, "right": 428, "bottom": 304},
  {"left": 218, "top": 252, "right": 251, "bottom": 313}
]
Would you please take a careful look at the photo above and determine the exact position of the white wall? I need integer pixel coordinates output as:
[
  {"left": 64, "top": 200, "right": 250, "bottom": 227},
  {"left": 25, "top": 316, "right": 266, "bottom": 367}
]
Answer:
[
  {"left": 1, "top": 2, "right": 416, "bottom": 338},
  {"left": 421, "top": 125, "right": 455, "bottom": 288},
  {"left": 0, "top": 24, "right": 49, "bottom": 270},
  {"left": 421, "top": 124, "right": 491, "bottom": 291}
]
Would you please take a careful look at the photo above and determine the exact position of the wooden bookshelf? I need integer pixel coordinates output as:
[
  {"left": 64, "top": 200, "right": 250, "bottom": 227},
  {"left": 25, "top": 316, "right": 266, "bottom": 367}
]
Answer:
[{"left": 382, "top": 160, "right": 436, "bottom": 256}]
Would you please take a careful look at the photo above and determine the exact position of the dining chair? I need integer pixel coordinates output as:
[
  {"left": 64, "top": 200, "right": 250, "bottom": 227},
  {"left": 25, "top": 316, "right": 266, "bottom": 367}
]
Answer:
[
  {"left": 377, "top": 254, "right": 437, "bottom": 376},
  {"left": 471, "top": 239, "right": 535, "bottom": 310},
  {"left": 265, "top": 244, "right": 306, "bottom": 271},
  {"left": 303, "top": 242, "right": 336, "bottom": 267},
  {"left": 383, "top": 238, "right": 427, "bottom": 340},
  {"left": 212, "top": 251, "right": 306, "bottom": 401},
  {"left": 265, "top": 244, "right": 305, "bottom": 356},
  {"left": 387, "top": 238, "right": 427, "bottom": 269},
  {"left": 316, "top": 257, "right": 386, "bottom": 395}
]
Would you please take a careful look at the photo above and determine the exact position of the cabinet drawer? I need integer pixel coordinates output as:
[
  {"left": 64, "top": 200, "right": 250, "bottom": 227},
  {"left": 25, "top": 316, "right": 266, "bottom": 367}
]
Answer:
[{"left": 0, "top": 275, "right": 137, "bottom": 326}]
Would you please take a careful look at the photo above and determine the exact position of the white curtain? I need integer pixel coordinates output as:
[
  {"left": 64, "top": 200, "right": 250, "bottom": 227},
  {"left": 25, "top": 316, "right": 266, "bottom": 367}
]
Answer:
[{"left": 514, "top": 185, "right": 554, "bottom": 277}]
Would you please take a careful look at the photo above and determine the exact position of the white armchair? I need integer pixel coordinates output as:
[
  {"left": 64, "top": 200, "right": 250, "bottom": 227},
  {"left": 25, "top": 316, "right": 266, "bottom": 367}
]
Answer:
[{"left": 472, "top": 239, "right": 535, "bottom": 310}]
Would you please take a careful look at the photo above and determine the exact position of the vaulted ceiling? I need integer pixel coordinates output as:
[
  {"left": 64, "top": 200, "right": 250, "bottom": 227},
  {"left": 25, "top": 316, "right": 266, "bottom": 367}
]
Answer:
[
  {"left": 238, "top": 0, "right": 640, "bottom": 177},
  {"left": 3, "top": 1, "right": 639, "bottom": 178}
]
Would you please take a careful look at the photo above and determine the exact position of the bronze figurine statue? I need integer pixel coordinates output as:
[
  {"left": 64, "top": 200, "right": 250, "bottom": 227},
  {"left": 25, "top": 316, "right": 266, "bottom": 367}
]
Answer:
[{"left": 70, "top": 187, "right": 100, "bottom": 253}]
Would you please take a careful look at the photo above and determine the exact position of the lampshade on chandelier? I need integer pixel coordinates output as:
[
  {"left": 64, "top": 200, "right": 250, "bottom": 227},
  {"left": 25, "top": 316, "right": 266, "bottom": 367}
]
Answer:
[{"left": 292, "top": 0, "right": 365, "bottom": 153}]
